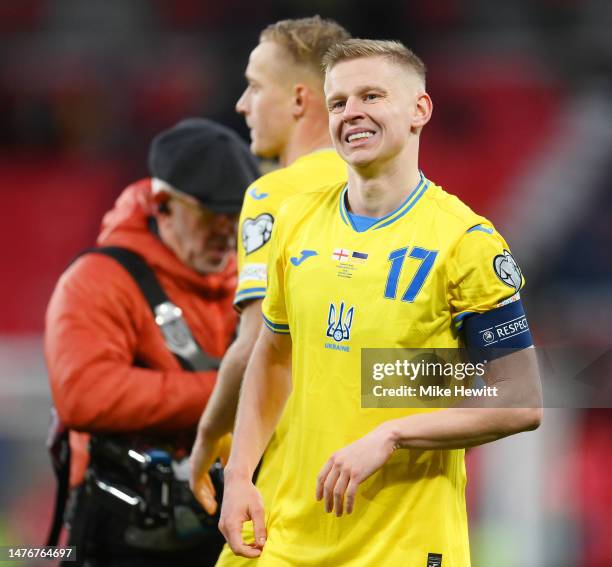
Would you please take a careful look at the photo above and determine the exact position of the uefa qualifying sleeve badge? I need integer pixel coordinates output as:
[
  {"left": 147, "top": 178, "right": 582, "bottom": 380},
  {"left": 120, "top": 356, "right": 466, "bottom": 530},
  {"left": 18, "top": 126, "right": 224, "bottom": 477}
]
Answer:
[
  {"left": 493, "top": 250, "right": 522, "bottom": 291},
  {"left": 242, "top": 214, "right": 274, "bottom": 255}
]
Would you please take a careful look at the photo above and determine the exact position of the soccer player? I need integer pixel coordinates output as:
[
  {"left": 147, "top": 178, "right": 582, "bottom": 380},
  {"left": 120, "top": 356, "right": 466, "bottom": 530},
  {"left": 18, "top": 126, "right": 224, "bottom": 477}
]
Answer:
[
  {"left": 219, "top": 39, "right": 543, "bottom": 565},
  {"left": 189, "top": 16, "right": 350, "bottom": 565}
]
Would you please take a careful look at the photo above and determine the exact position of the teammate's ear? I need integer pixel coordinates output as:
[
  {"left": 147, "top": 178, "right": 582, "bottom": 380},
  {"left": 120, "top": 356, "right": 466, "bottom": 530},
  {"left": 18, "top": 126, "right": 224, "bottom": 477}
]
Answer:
[
  {"left": 292, "top": 84, "right": 308, "bottom": 118},
  {"left": 411, "top": 92, "right": 433, "bottom": 134}
]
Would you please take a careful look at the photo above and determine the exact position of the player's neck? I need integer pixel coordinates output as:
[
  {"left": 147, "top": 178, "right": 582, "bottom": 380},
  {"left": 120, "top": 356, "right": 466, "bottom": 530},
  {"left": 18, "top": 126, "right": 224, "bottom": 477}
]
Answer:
[
  {"left": 279, "top": 120, "right": 332, "bottom": 167},
  {"left": 346, "top": 148, "right": 421, "bottom": 218}
]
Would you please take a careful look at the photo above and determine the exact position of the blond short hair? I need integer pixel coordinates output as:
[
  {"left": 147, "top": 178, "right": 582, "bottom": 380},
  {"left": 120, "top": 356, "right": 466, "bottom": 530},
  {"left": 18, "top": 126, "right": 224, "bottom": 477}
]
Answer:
[
  {"left": 260, "top": 16, "right": 351, "bottom": 79},
  {"left": 323, "top": 39, "right": 426, "bottom": 85}
]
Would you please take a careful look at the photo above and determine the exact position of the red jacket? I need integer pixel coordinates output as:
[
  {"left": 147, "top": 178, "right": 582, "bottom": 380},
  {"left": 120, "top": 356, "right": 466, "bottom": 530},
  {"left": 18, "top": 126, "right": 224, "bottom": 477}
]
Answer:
[{"left": 45, "top": 179, "right": 237, "bottom": 485}]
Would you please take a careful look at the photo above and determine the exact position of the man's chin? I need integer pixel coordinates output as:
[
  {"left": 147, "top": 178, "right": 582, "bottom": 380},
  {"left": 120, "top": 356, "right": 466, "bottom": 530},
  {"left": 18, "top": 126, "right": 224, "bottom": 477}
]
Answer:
[
  {"left": 345, "top": 150, "right": 377, "bottom": 170},
  {"left": 251, "top": 139, "right": 279, "bottom": 160},
  {"left": 192, "top": 254, "right": 230, "bottom": 275}
]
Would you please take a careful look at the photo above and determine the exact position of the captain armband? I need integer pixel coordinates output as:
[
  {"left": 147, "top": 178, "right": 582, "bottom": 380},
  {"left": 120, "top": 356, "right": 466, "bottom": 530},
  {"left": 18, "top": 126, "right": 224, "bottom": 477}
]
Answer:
[{"left": 463, "top": 298, "right": 534, "bottom": 363}]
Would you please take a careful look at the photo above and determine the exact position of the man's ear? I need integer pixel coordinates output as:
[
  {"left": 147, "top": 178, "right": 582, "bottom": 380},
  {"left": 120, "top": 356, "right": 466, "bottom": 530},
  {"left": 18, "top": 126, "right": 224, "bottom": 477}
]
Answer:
[
  {"left": 292, "top": 84, "right": 309, "bottom": 118},
  {"left": 411, "top": 92, "right": 433, "bottom": 133},
  {"left": 152, "top": 190, "right": 172, "bottom": 215}
]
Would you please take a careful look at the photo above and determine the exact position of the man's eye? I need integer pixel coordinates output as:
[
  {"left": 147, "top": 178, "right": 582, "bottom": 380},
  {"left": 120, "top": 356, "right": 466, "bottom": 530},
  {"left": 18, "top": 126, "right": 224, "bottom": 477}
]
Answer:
[
  {"left": 330, "top": 101, "right": 345, "bottom": 111},
  {"left": 364, "top": 93, "right": 379, "bottom": 101}
]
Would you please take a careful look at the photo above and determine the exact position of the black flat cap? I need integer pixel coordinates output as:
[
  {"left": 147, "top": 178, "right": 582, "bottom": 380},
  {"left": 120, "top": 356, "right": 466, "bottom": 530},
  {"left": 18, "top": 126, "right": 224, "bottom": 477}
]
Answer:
[{"left": 148, "top": 117, "right": 259, "bottom": 213}]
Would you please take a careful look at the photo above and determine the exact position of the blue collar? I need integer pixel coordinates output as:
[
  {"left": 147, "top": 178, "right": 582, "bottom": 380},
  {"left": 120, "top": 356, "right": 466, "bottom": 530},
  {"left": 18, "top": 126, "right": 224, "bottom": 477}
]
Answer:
[
  {"left": 339, "top": 172, "right": 430, "bottom": 232},
  {"left": 347, "top": 211, "right": 381, "bottom": 232}
]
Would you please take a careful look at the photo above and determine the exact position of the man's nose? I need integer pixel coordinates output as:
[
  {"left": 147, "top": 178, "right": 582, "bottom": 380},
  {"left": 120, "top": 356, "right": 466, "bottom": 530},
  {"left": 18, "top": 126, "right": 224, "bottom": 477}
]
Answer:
[
  {"left": 212, "top": 214, "right": 237, "bottom": 234},
  {"left": 342, "top": 97, "right": 365, "bottom": 122},
  {"left": 236, "top": 90, "right": 248, "bottom": 114}
]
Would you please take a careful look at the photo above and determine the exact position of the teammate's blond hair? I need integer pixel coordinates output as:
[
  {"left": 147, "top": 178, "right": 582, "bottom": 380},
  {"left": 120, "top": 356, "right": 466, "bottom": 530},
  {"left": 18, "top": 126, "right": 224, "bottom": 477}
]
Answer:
[{"left": 261, "top": 16, "right": 350, "bottom": 79}]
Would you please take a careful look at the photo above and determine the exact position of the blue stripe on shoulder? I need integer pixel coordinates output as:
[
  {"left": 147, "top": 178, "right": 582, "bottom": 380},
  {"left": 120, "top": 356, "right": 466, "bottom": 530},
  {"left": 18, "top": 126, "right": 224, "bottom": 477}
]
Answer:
[{"left": 467, "top": 224, "right": 494, "bottom": 234}]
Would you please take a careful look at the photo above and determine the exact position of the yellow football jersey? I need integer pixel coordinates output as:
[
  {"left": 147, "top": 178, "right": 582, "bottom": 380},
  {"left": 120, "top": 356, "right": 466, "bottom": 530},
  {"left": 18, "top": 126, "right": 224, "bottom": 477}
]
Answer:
[
  {"left": 260, "top": 174, "right": 524, "bottom": 566},
  {"left": 216, "top": 149, "right": 347, "bottom": 567}
]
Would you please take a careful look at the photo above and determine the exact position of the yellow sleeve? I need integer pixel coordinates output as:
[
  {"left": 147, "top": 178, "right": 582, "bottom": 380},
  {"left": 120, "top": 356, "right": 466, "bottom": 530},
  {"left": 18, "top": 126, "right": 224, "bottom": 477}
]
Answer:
[
  {"left": 234, "top": 176, "right": 285, "bottom": 308},
  {"left": 261, "top": 206, "right": 289, "bottom": 334},
  {"left": 447, "top": 223, "right": 525, "bottom": 330}
]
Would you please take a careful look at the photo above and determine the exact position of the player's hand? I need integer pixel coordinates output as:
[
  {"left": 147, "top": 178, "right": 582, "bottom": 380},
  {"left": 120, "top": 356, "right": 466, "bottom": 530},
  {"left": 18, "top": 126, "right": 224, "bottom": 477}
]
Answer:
[
  {"left": 316, "top": 426, "right": 395, "bottom": 516},
  {"left": 219, "top": 471, "right": 267, "bottom": 558},
  {"left": 189, "top": 433, "right": 232, "bottom": 515}
]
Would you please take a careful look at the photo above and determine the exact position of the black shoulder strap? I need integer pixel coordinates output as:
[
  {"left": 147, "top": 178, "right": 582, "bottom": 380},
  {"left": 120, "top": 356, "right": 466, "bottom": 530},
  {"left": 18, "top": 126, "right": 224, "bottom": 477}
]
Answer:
[
  {"left": 86, "top": 246, "right": 220, "bottom": 372},
  {"left": 88, "top": 246, "right": 169, "bottom": 315}
]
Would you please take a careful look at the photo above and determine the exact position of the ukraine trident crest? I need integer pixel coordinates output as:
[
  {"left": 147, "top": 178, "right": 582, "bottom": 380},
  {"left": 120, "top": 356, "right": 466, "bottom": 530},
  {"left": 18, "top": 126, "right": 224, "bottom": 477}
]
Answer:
[{"left": 326, "top": 301, "right": 354, "bottom": 343}]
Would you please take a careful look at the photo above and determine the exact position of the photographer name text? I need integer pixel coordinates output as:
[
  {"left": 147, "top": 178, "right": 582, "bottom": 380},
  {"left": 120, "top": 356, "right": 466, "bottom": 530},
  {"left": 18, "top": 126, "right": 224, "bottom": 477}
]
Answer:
[{"left": 372, "top": 384, "right": 499, "bottom": 398}]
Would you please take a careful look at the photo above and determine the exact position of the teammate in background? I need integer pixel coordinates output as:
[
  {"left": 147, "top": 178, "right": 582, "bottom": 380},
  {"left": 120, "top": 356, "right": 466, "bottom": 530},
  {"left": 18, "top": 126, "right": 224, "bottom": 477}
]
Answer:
[
  {"left": 45, "top": 118, "right": 259, "bottom": 566},
  {"left": 189, "top": 16, "right": 350, "bottom": 565},
  {"left": 219, "top": 40, "right": 543, "bottom": 565}
]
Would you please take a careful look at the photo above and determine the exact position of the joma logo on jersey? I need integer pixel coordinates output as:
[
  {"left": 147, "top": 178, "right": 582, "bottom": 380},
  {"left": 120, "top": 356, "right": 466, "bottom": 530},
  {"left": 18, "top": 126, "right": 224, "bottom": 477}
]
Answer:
[{"left": 326, "top": 302, "right": 354, "bottom": 343}]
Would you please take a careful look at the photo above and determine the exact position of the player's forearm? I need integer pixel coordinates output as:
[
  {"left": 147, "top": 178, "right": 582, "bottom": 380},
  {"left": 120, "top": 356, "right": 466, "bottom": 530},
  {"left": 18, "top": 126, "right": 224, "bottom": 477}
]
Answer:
[
  {"left": 382, "top": 406, "right": 541, "bottom": 450},
  {"left": 196, "top": 299, "right": 264, "bottom": 443},
  {"left": 382, "top": 348, "right": 542, "bottom": 450},
  {"left": 195, "top": 339, "right": 251, "bottom": 442},
  {"left": 225, "top": 328, "right": 292, "bottom": 479}
]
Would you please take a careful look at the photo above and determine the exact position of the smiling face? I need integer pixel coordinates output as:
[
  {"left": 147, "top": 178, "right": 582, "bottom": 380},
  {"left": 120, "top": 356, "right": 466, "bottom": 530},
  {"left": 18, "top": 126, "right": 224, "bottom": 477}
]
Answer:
[
  {"left": 324, "top": 56, "right": 431, "bottom": 172},
  {"left": 235, "top": 41, "right": 295, "bottom": 159}
]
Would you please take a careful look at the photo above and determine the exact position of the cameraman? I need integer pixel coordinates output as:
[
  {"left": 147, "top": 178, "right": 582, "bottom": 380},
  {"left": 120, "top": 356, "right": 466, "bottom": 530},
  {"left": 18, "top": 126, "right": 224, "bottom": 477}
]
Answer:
[{"left": 45, "top": 118, "right": 258, "bottom": 566}]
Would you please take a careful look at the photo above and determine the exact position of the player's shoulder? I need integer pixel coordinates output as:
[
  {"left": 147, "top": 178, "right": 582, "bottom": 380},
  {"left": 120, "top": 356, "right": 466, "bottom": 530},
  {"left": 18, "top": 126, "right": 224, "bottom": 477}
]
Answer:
[
  {"left": 424, "top": 181, "right": 514, "bottom": 262},
  {"left": 277, "top": 181, "right": 345, "bottom": 221},
  {"left": 242, "top": 151, "right": 345, "bottom": 207},
  {"left": 243, "top": 166, "right": 295, "bottom": 197},
  {"left": 238, "top": 168, "right": 296, "bottom": 223},
  {"left": 288, "top": 149, "right": 346, "bottom": 178},
  {"left": 241, "top": 162, "right": 320, "bottom": 209},
  {"left": 424, "top": 179, "right": 490, "bottom": 231},
  {"left": 266, "top": 150, "right": 345, "bottom": 187}
]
